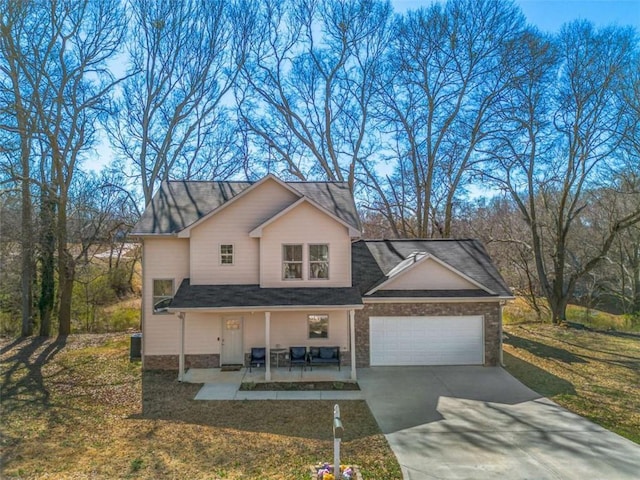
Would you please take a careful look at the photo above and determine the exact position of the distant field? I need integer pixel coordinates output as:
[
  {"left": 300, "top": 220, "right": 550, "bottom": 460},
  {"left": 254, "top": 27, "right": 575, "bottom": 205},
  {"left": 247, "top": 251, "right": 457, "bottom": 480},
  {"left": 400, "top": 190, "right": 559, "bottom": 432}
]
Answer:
[{"left": 504, "top": 297, "right": 640, "bottom": 332}]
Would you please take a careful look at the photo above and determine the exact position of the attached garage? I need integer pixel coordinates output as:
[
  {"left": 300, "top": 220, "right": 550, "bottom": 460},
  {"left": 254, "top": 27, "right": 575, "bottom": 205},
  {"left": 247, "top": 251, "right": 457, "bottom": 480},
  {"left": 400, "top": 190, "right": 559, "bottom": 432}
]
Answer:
[{"left": 369, "top": 315, "right": 484, "bottom": 366}]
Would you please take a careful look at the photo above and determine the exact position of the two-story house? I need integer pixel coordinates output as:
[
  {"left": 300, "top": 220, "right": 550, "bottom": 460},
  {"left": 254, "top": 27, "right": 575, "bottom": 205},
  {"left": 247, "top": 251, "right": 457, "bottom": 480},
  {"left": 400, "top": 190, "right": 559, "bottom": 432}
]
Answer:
[{"left": 132, "top": 174, "right": 513, "bottom": 381}]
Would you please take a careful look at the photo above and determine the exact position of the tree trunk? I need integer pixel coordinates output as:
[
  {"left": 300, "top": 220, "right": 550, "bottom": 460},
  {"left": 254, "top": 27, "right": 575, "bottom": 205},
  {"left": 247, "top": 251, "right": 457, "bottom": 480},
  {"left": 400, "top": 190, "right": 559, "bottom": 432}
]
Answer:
[
  {"left": 20, "top": 154, "right": 33, "bottom": 337},
  {"left": 56, "top": 188, "right": 74, "bottom": 335},
  {"left": 38, "top": 188, "right": 56, "bottom": 336},
  {"left": 549, "top": 297, "right": 568, "bottom": 324},
  {"left": 632, "top": 248, "right": 640, "bottom": 313},
  {"left": 57, "top": 247, "right": 75, "bottom": 335},
  {"left": 4, "top": 21, "right": 34, "bottom": 337}
]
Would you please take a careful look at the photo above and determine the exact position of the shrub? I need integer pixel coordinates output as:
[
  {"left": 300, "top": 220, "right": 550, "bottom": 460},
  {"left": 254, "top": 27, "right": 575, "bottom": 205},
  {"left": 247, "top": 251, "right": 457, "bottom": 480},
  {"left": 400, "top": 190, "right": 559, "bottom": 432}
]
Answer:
[{"left": 106, "top": 306, "right": 140, "bottom": 332}]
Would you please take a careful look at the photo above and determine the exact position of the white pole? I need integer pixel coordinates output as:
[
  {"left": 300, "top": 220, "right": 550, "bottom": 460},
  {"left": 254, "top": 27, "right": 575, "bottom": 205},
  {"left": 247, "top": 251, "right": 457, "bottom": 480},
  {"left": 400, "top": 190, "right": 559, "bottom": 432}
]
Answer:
[
  {"left": 349, "top": 310, "right": 356, "bottom": 381},
  {"left": 334, "top": 438, "right": 340, "bottom": 478},
  {"left": 178, "top": 313, "right": 185, "bottom": 382},
  {"left": 333, "top": 404, "right": 343, "bottom": 478},
  {"left": 265, "top": 311, "right": 271, "bottom": 381}
]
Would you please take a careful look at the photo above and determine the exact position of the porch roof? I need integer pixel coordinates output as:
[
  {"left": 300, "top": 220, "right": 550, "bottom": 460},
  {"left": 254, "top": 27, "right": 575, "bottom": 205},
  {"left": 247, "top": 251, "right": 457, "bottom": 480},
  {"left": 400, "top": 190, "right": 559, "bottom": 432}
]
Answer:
[{"left": 168, "top": 279, "right": 364, "bottom": 311}]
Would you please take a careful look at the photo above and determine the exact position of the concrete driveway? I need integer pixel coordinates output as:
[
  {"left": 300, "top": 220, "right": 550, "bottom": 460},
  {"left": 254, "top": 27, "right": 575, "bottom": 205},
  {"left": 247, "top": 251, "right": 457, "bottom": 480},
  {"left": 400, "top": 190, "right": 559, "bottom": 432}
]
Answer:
[{"left": 358, "top": 366, "right": 640, "bottom": 480}]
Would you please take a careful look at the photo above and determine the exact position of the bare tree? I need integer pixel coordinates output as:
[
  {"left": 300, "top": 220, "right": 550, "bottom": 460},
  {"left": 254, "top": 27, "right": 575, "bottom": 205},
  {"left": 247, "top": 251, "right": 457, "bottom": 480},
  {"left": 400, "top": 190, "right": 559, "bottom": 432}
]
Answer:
[
  {"left": 583, "top": 174, "right": 640, "bottom": 316},
  {"left": 2, "top": 0, "right": 127, "bottom": 335},
  {"left": 485, "top": 22, "right": 640, "bottom": 323},
  {"left": 0, "top": 0, "right": 42, "bottom": 336},
  {"left": 457, "top": 197, "right": 549, "bottom": 318},
  {"left": 362, "top": 0, "right": 525, "bottom": 238},
  {"left": 109, "top": 0, "right": 253, "bottom": 204},
  {"left": 235, "top": 0, "right": 392, "bottom": 189}
]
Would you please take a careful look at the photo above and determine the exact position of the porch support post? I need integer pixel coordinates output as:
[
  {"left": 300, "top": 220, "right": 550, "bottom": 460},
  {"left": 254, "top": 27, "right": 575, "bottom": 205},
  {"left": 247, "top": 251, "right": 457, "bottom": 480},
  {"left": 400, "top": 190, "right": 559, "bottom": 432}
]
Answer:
[
  {"left": 178, "top": 312, "right": 185, "bottom": 382},
  {"left": 265, "top": 311, "right": 271, "bottom": 381},
  {"left": 349, "top": 309, "right": 356, "bottom": 381}
]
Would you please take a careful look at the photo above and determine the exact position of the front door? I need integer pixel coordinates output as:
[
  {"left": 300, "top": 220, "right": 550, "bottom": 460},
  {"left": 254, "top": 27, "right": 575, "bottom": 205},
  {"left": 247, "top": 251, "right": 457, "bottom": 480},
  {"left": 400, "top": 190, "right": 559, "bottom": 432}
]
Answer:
[{"left": 221, "top": 316, "right": 243, "bottom": 365}]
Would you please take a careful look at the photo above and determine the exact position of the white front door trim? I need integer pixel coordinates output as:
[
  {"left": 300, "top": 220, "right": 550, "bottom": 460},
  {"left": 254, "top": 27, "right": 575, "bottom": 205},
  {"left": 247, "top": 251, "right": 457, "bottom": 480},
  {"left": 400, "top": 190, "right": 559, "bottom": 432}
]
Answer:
[{"left": 221, "top": 315, "right": 244, "bottom": 365}]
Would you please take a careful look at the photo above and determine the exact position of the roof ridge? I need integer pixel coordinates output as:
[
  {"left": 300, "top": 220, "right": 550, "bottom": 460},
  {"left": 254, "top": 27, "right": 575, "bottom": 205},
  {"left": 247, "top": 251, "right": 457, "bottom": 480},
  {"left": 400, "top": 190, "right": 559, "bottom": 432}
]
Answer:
[
  {"left": 359, "top": 238, "right": 480, "bottom": 242},
  {"left": 287, "top": 180, "right": 350, "bottom": 184},
  {"left": 165, "top": 179, "right": 253, "bottom": 184},
  {"left": 164, "top": 178, "right": 350, "bottom": 186}
]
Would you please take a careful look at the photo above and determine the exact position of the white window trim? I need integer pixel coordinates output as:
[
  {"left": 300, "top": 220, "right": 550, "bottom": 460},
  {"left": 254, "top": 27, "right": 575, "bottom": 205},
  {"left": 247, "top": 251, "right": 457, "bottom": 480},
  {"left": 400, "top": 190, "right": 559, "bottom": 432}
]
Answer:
[
  {"left": 219, "top": 243, "right": 234, "bottom": 266},
  {"left": 282, "top": 244, "right": 303, "bottom": 280},
  {"left": 308, "top": 314, "right": 329, "bottom": 339},
  {"left": 152, "top": 278, "right": 174, "bottom": 315},
  {"left": 308, "top": 243, "right": 329, "bottom": 280}
]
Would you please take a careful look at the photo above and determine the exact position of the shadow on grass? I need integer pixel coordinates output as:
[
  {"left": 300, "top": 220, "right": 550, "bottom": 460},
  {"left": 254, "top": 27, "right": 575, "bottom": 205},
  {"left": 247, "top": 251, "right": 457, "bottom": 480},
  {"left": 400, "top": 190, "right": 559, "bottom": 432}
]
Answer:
[
  {"left": 514, "top": 326, "right": 640, "bottom": 372},
  {"left": 1, "top": 336, "right": 68, "bottom": 414},
  {"left": 135, "top": 370, "right": 377, "bottom": 441},
  {"left": 503, "top": 351, "right": 577, "bottom": 398},
  {"left": 504, "top": 332, "right": 586, "bottom": 364}
]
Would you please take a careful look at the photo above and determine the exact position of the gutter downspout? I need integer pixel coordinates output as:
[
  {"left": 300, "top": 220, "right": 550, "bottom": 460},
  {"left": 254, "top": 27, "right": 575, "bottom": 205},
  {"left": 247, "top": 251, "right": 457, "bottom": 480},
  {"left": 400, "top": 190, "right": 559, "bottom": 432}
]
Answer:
[{"left": 499, "top": 301, "right": 505, "bottom": 367}]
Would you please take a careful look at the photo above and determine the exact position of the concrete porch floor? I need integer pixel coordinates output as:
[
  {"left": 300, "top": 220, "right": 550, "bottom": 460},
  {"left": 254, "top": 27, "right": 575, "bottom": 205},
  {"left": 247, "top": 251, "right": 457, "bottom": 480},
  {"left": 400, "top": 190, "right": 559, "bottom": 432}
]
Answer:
[
  {"left": 183, "top": 366, "right": 354, "bottom": 384},
  {"left": 184, "top": 367, "right": 363, "bottom": 401}
]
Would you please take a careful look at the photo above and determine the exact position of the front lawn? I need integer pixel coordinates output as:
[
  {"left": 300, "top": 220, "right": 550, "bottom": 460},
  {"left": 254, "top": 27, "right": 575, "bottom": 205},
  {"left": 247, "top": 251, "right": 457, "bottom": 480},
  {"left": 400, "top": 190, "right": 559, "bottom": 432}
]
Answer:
[
  {"left": 503, "top": 323, "right": 640, "bottom": 443},
  {"left": 0, "top": 334, "right": 401, "bottom": 479}
]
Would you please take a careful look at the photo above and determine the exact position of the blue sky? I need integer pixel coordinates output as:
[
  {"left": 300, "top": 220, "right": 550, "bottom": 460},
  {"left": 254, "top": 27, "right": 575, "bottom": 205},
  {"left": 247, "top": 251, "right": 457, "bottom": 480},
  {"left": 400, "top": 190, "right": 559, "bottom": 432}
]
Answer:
[
  {"left": 88, "top": 0, "right": 639, "bottom": 174},
  {"left": 392, "top": 0, "right": 640, "bottom": 31}
]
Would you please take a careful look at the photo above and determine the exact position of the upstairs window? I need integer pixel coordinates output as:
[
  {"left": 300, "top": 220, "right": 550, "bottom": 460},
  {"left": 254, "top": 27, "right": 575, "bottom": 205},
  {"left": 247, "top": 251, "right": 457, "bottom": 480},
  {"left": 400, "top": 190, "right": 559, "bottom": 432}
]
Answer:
[
  {"left": 153, "top": 279, "right": 174, "bottom": 314},
  {"left": 220, "top": 244, "right": 234, "bottom": 265},
  {"left": 309, "top": 244, "right": 329, "bottom": 279},
  {"left": 283, "top": 244, "right": 303, "bottom": 279}
]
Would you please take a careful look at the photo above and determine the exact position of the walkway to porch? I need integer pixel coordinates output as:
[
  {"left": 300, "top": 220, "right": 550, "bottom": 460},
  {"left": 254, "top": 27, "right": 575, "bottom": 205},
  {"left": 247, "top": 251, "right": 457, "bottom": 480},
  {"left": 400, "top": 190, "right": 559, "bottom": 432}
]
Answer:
[{"left": 184, "top": 367, "right": 364, "bottom": 400}]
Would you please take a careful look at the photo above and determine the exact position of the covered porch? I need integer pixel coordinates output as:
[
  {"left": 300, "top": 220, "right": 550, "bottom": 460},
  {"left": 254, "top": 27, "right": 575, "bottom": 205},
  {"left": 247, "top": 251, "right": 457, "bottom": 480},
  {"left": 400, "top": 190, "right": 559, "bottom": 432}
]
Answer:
[{"left": 167, "top": 281, "right": 364, "bottom": 383}]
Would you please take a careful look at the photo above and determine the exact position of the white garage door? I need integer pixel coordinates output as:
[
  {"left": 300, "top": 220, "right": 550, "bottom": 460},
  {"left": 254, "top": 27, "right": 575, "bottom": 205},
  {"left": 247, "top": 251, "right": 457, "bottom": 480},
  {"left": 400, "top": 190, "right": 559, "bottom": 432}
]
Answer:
[{"left": 369, "top": 316, "right": 484, "bottom": 366}]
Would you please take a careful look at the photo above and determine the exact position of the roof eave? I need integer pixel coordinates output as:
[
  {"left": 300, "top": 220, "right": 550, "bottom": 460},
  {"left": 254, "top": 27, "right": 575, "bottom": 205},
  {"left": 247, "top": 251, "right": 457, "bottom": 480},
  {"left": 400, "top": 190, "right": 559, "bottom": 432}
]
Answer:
[
  {"left": 363, "top": 296, "right": 514, "bottom": 304},
  {"left": 167, "top": 304, "right": 365, "bottom": 313},
  {"left": 129, "top": 232, "right": 178, "bottom": 238}
]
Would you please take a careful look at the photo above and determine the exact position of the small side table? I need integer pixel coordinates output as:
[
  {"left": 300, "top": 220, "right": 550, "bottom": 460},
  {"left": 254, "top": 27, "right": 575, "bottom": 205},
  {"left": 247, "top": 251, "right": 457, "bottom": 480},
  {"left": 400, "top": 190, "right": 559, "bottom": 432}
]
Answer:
[{"left": 271, "top": 348, "right": 287, "bottom": 368}]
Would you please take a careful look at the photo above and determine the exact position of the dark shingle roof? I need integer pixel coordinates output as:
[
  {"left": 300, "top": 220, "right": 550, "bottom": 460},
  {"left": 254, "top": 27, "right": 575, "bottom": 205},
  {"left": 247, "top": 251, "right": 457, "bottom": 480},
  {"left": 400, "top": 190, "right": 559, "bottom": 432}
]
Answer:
[
  {"left": 352, "top": 239, "right": 512, "bottom": 297},
  {"left": 133, "top": 181, "right": 252, "bottom": 235},
  {"left": 132, "top": 177, "right": 360, "bottom": 235},
  {"left": 289, "top": 181, "right": 362, "bottom": 230},
  {"left": 169, "top": 280, "right": 363, "bottom": 309}
]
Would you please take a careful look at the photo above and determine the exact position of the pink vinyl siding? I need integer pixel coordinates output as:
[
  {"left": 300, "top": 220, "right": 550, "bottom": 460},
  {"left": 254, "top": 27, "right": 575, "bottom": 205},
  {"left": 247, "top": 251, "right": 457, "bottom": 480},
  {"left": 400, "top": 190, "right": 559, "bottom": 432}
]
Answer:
[
  {"left": 259, "top": 202, "right": 351, "bottom": 287},
  {"left": 142, "top": 237, "right": 189, "bottom": 355},
  {"left": 243, "top": 310, "right": 350, "bottom": 352},
  {"left": 189, "top": 178, "right": 299, "bottom": 285},
  {"left": 380, "top": 258, "right": 477, "bottom": 290}
]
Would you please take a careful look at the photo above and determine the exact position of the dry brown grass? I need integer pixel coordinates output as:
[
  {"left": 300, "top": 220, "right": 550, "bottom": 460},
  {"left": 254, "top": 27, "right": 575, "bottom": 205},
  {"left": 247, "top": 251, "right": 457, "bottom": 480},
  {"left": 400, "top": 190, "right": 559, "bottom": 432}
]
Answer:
[
  {"left": 503, "top": 324, "right": 640, "bottom": 443},
  {"left": 0, "top": 334, "right": 401, "bottom": 479}
]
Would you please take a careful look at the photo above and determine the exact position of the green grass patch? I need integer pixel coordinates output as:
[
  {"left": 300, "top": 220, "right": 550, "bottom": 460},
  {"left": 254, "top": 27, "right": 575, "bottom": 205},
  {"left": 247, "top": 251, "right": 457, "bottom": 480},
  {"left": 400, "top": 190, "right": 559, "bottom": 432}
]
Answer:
[
  {"left": 503, "top": 324, "right": 640, "bottom": 444},
  {"left": 504, "top": 297, "right": 640, "bottom": 332},
  {"left": 565, "top": 305, "right": 640, "bottom": 332}
]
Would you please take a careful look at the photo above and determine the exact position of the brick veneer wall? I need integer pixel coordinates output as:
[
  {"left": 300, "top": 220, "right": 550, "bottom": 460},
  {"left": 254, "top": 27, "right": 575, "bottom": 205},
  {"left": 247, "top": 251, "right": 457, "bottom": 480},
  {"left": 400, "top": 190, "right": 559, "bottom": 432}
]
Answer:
[
  {"left": 144, "top": 354, "right": 220, "bottom": 370},
  {"left": 355, "top": 301, "right": 502, "bottom": 367}
]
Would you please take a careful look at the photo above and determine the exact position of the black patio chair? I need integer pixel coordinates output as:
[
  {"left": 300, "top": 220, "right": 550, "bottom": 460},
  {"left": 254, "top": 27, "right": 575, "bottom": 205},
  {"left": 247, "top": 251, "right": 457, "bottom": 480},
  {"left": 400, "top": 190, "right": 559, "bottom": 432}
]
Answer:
[
  {"left": 289, "top": 346, "right": 308, "bottom": 371},
  {"left": 249, "top": 347, "right": 266, "bottom": 372}
]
